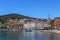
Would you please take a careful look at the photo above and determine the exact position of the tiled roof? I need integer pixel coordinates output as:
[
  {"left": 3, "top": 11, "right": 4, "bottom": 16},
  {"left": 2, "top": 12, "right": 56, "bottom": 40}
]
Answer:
[{"left": 55, "top": 17, "right": 60, "bottom": 19}]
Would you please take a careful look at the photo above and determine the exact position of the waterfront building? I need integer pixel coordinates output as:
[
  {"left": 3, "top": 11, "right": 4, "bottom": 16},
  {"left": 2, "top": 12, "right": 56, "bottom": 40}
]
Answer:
[
  {"left": 0, "top": 22, "right": 3, "bottom": 27},
  {"left": 32, "top": 19, "right": 44, "bottom": 29},
  {"left": 7, "top": 17, "right": 52, "bottom": 30},
  {"left": 54, "top": 17, "right": 60, "bottom": 30},
  {"left": 23, "top": 20, "right": 35, "bottom": 29}
]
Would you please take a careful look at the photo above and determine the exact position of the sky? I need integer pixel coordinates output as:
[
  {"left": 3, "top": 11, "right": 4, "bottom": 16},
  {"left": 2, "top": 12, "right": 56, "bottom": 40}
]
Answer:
[{"left": 0, "top": 0, "right": 60, "bottom": 19}]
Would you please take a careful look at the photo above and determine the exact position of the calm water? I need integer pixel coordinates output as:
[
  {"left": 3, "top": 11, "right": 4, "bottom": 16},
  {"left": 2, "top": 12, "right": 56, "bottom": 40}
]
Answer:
[{"left": 0, "top": 30, "right": 60, "bottom": 40}]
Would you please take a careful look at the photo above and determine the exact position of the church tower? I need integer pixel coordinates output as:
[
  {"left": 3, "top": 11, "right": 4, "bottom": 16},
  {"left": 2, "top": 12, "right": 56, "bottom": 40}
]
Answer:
[{"left": 47, "top": 14, "right": 51, "bottom": 27}]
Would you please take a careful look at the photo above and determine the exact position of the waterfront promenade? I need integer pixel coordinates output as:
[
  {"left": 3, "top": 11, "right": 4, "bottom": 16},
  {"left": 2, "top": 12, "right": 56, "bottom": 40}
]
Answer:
[
  {"left": 0, "top": 28, "right": 60, "bottom": 35},
  {"left": 39, "top": 30, "right": 60, "bottom": 35}
]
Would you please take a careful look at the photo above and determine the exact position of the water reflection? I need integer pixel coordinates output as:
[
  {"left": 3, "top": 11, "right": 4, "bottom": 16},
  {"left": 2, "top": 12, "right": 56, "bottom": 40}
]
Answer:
[
  {"left": 0, "top": 31, "right": 60, "bottom": 40},
  {"left": 48, "top": 32, "right": 54, "bottom": 40},
  {"left": 48, "top": 32, "right": 60, "bottom": 40}
]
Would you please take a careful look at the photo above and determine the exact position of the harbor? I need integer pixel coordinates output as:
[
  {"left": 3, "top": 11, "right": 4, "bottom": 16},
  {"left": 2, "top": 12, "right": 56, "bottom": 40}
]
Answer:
[{"left": 0, "top": 30, "right": 60, "bottom": 40}]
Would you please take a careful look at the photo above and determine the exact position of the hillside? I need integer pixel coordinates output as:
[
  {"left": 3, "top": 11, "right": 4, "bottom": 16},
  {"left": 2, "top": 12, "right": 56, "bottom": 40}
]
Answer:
[
  {"left": 0, "top": 14, "right": 36, "bottom": 19},
  {"left": 0, "top": 14, "right": 36, "bottom": 23}
]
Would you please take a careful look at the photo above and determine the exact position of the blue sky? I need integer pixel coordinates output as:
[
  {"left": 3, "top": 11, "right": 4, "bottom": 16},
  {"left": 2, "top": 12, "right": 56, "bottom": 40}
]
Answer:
[{"left": 0, "top": 0, "right": 60, "bottom": 19}]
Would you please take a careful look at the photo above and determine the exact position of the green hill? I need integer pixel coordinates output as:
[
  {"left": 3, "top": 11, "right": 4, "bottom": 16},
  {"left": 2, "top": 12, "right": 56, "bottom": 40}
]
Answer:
[
  {"left": 0, "top": 14, "right": 36, "bottom": 19},
  {"left": 0, "top": 13, "right": 36, "bottom": 23}
]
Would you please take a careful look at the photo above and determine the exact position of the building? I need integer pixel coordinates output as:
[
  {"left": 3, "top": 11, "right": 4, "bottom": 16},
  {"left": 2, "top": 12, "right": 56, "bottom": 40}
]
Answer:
[
  {"left": 34, "top": 19, "right": 43, "bottom": 29},
  {"left": 23, "top": 20, "right": 35, "bottom": 29},
  {"left": 7, "top": 18, "right": 23, "bottom": 29},
  {"left": 54, "top": 17, "right": 60, "bottom": 29},
  {"left": 6, "top": 17, "right": 51, "bottom": 30},
  {"left": 0, "top": 22, "right": 3, "bottom": 27}
]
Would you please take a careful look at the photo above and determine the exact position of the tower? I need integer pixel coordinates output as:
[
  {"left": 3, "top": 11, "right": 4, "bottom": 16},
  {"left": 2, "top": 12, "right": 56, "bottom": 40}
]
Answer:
[{"left": 47, "top": 14, "right": 51, "bottom": 28}]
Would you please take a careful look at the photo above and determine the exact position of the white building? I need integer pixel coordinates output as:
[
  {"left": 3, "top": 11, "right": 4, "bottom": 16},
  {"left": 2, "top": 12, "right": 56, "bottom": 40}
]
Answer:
[{"left": 24, "top": 21, "right": 35, "bottom": 29}]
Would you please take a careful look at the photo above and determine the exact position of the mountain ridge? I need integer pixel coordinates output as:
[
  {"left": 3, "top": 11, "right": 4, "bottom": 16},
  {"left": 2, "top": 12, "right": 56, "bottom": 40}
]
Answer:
[{"left": 0, "top": 14, "right": 36, "bottom": 19}]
